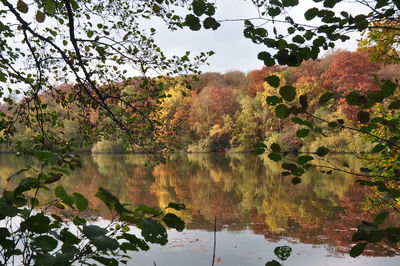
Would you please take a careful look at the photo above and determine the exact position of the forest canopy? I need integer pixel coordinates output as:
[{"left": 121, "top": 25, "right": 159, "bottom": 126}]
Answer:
[{"left": 2, "top": 50, "right": 397, "bottom": 154}]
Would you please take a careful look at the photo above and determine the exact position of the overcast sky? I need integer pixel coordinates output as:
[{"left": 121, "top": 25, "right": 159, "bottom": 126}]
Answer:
[{"left": 152, "top": 0, "right": 367, "bottom": 74}]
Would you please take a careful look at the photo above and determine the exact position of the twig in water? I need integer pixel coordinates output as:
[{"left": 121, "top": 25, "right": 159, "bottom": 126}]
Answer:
[{"left": 212, "top": 216, "right": 217, "bottom": 266}]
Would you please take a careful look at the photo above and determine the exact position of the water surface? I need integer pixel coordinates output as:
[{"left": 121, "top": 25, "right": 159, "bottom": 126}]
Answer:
[{"left": 0, "top": 153, "right": 398, "bottom": 265}]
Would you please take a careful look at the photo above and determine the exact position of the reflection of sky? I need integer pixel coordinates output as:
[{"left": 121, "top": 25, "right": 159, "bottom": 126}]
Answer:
[{"left": 126, "top": 228, "right": 400, "bottom": 266}]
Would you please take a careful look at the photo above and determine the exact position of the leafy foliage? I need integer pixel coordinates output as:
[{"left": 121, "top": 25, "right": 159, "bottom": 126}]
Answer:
[
  {"left": 2, "top": 0, "right": 400, "bottom": 263},
  {"left": 0, "top": 0, "right": 208, "bottom": 264},
  {"left": 241, "top": 0, "right": 400, "bottom": 259},
  {"left": 265, "top": 245, "right": 292, "bottom": 265}
]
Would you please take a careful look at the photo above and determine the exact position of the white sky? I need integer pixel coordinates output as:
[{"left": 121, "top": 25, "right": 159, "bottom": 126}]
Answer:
[{"left": 151, "top": 0, "right": 369, "bottom": 73}]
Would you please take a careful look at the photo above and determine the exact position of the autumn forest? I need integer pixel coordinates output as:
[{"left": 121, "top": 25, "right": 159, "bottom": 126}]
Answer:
[{"left": 3, "top": 49, "right": 397, "bottom": 155}]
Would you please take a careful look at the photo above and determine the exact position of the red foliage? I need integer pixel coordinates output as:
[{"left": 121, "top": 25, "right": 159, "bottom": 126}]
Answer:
[
  {"left": 247, "top": 66, "right": 281, "bottom": 96},
  {"left": 321, "top": 51, "right": 381, "bottom": 119},
  {"left": 188, "top": 72, "right": 225, "bottom": 93},
  {"left": 289, "top": 54, "right": 334, "bottom": 83},
  {"left": 322, "top": 51, "right": 380, "bottom": 93},
  {"left": 190, "top": 86, "right": 239, "bottom": 129},
  {"left": 208, "top": 86, "right": 239, "bottom": 121}
]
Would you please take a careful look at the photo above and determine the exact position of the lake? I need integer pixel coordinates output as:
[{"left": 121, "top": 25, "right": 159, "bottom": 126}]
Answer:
[{"left": 0, "top": 153, "right": 399, "bottom": 266}]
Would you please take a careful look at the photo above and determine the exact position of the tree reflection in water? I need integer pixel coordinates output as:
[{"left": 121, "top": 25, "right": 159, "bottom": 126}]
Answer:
[{"left": 0, "top": 153, "right": 397, "bottom": 258}]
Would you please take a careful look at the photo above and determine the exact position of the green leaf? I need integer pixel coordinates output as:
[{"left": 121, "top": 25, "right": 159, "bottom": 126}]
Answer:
[
  {"left": 264, "top": 75, "right": 280, "bottom": 88},
  {"left": 253, "top": 148, "right": 265, "bottom": 155},
  {"left": 296, "top": 128, "right": 310, "bottom": 138},
  {"left": 0, "top": 228, "right": 11, "bottom": 239},
  {"left": 258, "top": 51, "right": 271, "bottom": 60},
  {"left": 96, "top": 187, "right": 130, "bottom": 215},
  {"left": 0, "top": 71, "right": 7, "bottom": 82},
  {"left": 87, "top": 30, "right": 94, "bottom": 38},
  {"left": 55, "top": 186, "right": 72, "bottom": 205},
  {"left": 258, "top": 52, "right": 275, "bottom": 66},
  {"left": 60, "top": 228, "right": 80, "bottom": 245},
  {"left": 140, "top": 218, "right": 168, "bottom": 245},
  {"left": 282, "top": 0, "right": 299, "bottom": 7},
  {"left": 372, "top": 144, "right": 386, "bottom": 153},
  {"left": 254, "top": 143, "right": 267, "bottom": 149},
  {"left": 162, "top": 213, "right": 185, "bottom": 232},
  {"left": 342, "top": 162, "right": 349, "bottom": 168},
  {"left": 0, "top": 200, "right": 18, "bottom": 217},
  {"left": 204, "top": 3, "right": 216, "bottom": 16},
  {"left": 304, "top": 7, "right": 319, "bottom": 20},
  {"left": 192, "top": 0, "right": 207, "bottom": 16},
  {"left": 350, "top": 243, "right": 367, "bottom": 258},
  {"left": 72, "top": 216, "right": 86, "bottom": 226},
  {"left": 381, "top": 80, "right": 397, "bottom": 97},
  {"left": 33, "top": 254, "right": 56, "bottom": 265},
  {"left": 357, "top": 111, "right": 370, "bottom": 124},
  {"left": 292, "top": 35, "right": 305, "bottom": 44},
  {"left": 274, "top": 245, "right": 292, "bottom": 261},
  {"left": 13, "top": 197, "right": 27, "bottom": 207},
  {"left": 275, "top": 104, "right": 289, "bottom": 119},
  {"left": 73, "top": 193, "right": 88, "bottom": 211},
  {"left": 82, "top": 225, "right": 107, "bottom": 238},
  {"left": 291, "top": 177, "right": 301, "bottom": 185},
  {"left": 135, "top": 205, "right": 161, "bottom": 215},
  {"left": 346, "top": 91, "right": 367, "bottom": 106},
  {"left": 324, "top": 0, "right": 340, "bottom": 8},
  {"left": 152, "top": 4, "right": 161, "bottom": 13},
  {"left": 266, "top": 96, "right": 283, "bottom": 106},
  {"left": 31, "top": 150, "right": 57, "bottom": 162},
  {"left": 316, "top": 146, "right": 329, "bottom": 157},
  {"left": 91, "top": 236, "right": 119, "bottom": 251},
  {"left": 282, "top": 163, "right": 297, "bottom": 171},
  {"left": 32, "top": 235, "right": 58, "bottom": 252},
  {"left": 292, "top": 117, "right": 313, "bottom": 128},
  {"left": 268, "top": 153, "right": 282, "bottom": 162},
  {"left": 292, "top": 167, "right": 305, "bottom": 176},
  {"left": 328, "top": 122, "right": 339, "bottom": 128},
  {"left": 388, "top": 100, "right": 400, "bottom": 109},
  {"left": 20, "top": 213, "right": 51, "bottom": 233},
  {"left": 319, "top": 92, "right": 333, "bottom": 104},
  {"left": 297, "top": 155, "right": 314, "bottom": 165},
  {"left": 299, "top": 95, "right": 308, "bottom": 109},
  {"left": 268, "top": 7, "right": 281, "bottom": 17},
  {"left": 360, "top": 167, "right": 372, "bottom": 173},
  {"left": 185, "top": 14, "right": 201, "bottom": 31},
  {"left": 203, "top": 17, "right": 220, "bottom": 30},
  {"left": 271, "top": 143, "right": 281, "bottom": 153},
  {"left": 304, "top": 30, "right": 314, "bottom": 40},
  {"left": 118, "top": 233, "right": 149, "bottom": 251},
  {"left": 17, "top": 0, "right": 29, "bottom": 13},
  {"left": 266, "top": 260, "right": 282, "bottom": 266},
  {"left": 384, "top": 227, "right": 400, "bottom": 243},
  {"left": 374, "top": 211, "right": 389, "bottom": 225},
  {"left": 53, "top": 202, "right": 64, "bottom": 209},
  {"left": 375, "top": 0, "right": 390, "bottom": 9},
  {"left": 36, "top": 11, "right": 46, "bottom": 23},
  {"left": 367, "top": 90, "right": 384, "bottom": 103},
  {"left": 279, "top": 85, "right": 296, "bottom": 102},
  {"left": 44, "top": 0, "right": 56, "bottom": 15}
]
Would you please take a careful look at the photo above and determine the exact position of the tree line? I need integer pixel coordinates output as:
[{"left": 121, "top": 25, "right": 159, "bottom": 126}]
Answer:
[{"left": 2, "top": 49, "right": 397, "bottom": 154}]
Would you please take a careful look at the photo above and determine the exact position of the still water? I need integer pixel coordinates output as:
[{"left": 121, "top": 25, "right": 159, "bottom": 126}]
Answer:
[{"left": 0, "top": 153, "right": 399, "bottom": 265}]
